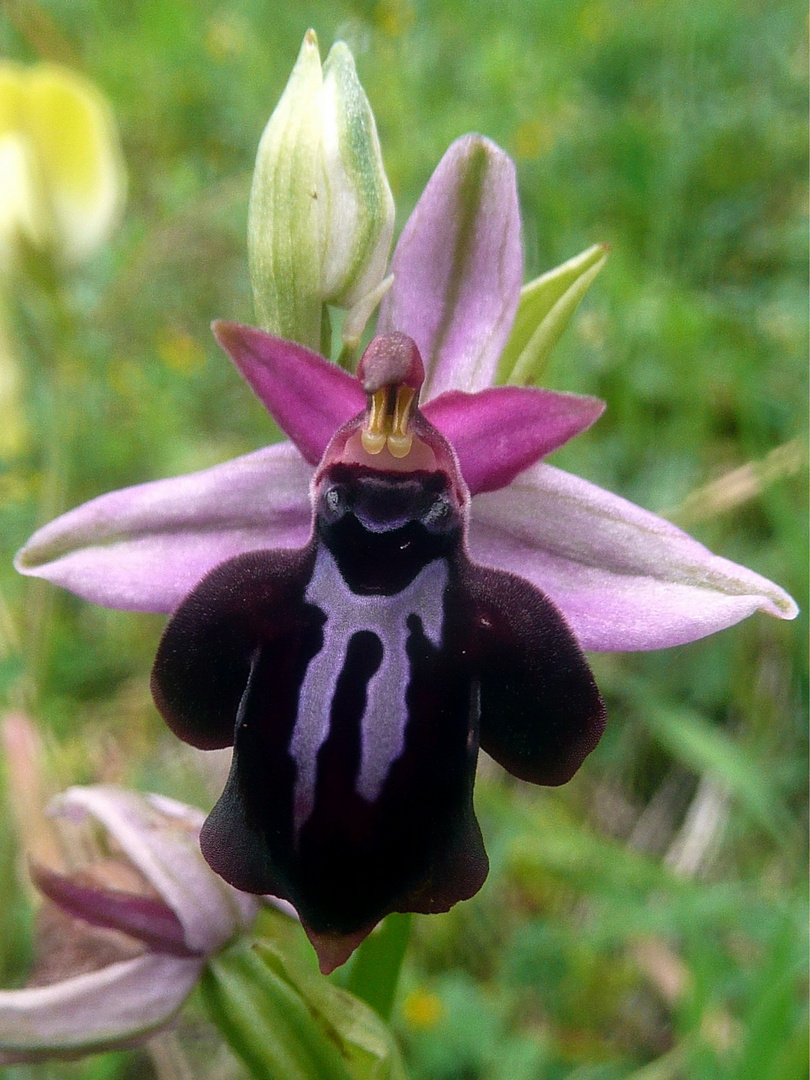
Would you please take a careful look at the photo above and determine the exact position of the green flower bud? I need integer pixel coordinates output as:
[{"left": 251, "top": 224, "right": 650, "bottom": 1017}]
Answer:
[{"left": 248, "top": 31, "right": 394, "bottom": 354}]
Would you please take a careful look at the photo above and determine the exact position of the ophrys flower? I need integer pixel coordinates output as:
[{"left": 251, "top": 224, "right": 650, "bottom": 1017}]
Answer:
[{"left": 15, "top": 135, "right": 797, "bottom": 972}]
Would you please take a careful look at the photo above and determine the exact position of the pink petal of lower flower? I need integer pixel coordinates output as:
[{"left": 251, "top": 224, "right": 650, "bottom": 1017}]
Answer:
[
  {"left": 468, "top": 463, "right": 798, "bottom": 651},
  {"left": 31, "top": 863, "right": 197, "bottom": 957},
  {"left": 15, "top": 443, "right": 314, "bottom": 613},
  {"left": 378, "top": 135, "right": 523, "bottom": 400},
  {"left": 424, "top": 387, "right": 604, "bottom": 495},
  {"left": 213, "top": 320, "right": 364, "bottom": 462},
  {"left": 0, "top": 954, "right": 204, "bottom": 1064}
]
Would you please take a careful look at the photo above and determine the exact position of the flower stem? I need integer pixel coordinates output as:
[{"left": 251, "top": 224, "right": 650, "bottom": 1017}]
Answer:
[{"left": 342, "top": 911, "right": 412, "bottom": 1021}]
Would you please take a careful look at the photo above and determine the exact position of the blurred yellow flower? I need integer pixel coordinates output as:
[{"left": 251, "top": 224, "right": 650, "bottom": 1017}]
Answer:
[
  {"left": 401, "top": 988, "right": 445, "bottom": 1030},
  {"left": 156, "top": 326, "right": 206, "bottom": 375},
  {"left": 0, "top": 62, "right": 125, "bottom": 268}
]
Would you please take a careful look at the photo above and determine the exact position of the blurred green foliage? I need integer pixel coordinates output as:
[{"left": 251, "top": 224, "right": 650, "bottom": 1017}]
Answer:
[{"left": 0, "top": 0, "right": 806, "bottom": 1077}]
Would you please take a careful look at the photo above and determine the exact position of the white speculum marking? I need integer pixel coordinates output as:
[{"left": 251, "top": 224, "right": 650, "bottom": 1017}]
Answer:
[{"left": 290, "top": 545, "right": 448, "bottom": 837}]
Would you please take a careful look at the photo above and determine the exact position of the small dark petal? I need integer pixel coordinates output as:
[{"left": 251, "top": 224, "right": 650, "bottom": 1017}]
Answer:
[
  {"left": 31, "top": 863, "right": 196, "bottom": 958},
  {"left": 151, "top": 548, "right": 318, "bottom": 750},
  {"left": 463, "top": 563, "right": 606, "bottom": 785}
]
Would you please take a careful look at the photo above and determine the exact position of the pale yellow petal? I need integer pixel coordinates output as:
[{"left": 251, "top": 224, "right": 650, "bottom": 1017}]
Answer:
[
  {"left": 0, "top": 132, "right": 44, "bottom": 261},
  {"left": 23, "top": 64, "right": 125, "bottom": 263},
  {"left": 0, "top": 63, "right": 26, "bottom": 136}
]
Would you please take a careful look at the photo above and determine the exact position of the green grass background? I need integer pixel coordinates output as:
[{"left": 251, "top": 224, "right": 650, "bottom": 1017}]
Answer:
[{"left": 0, "top": 1, "right": 807, "bottom": 1077}]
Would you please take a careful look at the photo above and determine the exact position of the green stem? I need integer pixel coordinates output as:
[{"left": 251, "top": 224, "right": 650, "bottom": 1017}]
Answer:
[
  {"left": 12, "top": 262, "right": 78, "bottom": 707},
  {"left": 342, "top": 911, "right": 412, "bottom": 1021}
]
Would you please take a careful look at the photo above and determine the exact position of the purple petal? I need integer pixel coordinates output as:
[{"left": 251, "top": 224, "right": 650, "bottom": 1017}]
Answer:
[
  {"left": 468, "top": 463, "right": 798, "bottom": 651},
  {"left": 15, "top": 443, "right": 314, "bottom": 613},
  {"left": 0, "top": 954, "right": 203, "bottom": 1063},
  {"left": 424, "top": 387, "right": 605, "bottom": 495},
  {"left": 51, "top": 787, "right": 259, "bottom": 954},
  {"left": 213, "top": 320, "right": 364, "bottom": 463},
  {"left": 31, "top": 864, "right": 196, "bottom": 958},
  {"left": 378, "top": 135, "right": 523, "bottom": 400}
]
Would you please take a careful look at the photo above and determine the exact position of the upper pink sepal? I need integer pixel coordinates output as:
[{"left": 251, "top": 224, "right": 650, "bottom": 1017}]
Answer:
[
  {"left": 378, "top": 135, "right": 523, "bottom": 400},
  {"left": 213, "top": 321, "right": 365, "bottom": 464}
]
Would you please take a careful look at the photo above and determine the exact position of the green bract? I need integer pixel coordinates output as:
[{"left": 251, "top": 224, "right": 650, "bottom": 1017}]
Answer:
[
  {"left": 248, "top": 30, "right": 394, "bottom": 354},
  {"left": 202, "top": 941, "right": 408, "bottom": 1080},
  {"left": 497, "top": 243, "right": 608, "bottom": 385}
]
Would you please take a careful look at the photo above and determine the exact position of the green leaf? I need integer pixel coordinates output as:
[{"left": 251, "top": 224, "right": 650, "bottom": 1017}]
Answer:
[
  {"left": 255, "top": 941, "right": 409, "bottom": 1080},
  {"left": 641, "top": 700, "right": 797, "bottom": 846},
  {"left": 732, "top": 916, "right": 809, "bottom": 1080},
  {"left": 201, "top": 942, "right": 354, "bottom": 1080},
  {"left": 204, "top": 939, "right": 408, "bottom": 1080},
  {"left": 509, "top": 812, "right": 673, "bottom": 900},
  {"left": 497, "top": 243, "right": 608, "bottom": 385},
  {"left": 342, "top": 912, "right": 411, "bottom": 1021},
  {"left": 625, "top": 1045, "right": 688, "bottom": 1080}
]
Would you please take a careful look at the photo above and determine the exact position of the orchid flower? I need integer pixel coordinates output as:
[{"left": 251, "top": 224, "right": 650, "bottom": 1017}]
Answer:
[
  {"left": 0, "top": 786, "right": 258, "bottom": 1063},
  {"left": 15, "top": 135, "right": 797, "bottom": 974}
]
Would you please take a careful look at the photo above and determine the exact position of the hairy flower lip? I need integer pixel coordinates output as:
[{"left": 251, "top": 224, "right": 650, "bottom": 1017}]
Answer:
[{"left": 151, "top": 414, "right": 605, "bottom": 967}]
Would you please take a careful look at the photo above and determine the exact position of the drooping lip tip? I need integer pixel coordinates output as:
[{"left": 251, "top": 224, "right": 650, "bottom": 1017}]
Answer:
[{"left": 303, "top": 923, "right": 375, "bottom": 974}]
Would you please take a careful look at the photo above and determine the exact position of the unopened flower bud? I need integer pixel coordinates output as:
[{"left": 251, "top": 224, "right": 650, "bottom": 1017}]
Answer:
[{"left": 248, "top": 31, "right": 394, "bottom": 353}]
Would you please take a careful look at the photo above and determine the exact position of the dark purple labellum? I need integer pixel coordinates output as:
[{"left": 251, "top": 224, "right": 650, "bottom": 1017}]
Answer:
[{"left": 151, "top": 334, "right": 606, "bottom": 968}]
